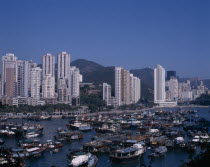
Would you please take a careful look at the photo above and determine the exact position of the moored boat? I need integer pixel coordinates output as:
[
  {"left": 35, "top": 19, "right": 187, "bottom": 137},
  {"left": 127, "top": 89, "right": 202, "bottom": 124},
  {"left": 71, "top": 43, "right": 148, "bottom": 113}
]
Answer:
[
  {"left": 68, "top": 152, "right": 98, "bottom": 167},
  {"left": 109, "top": 143, "right": 145, "bottom": 164}
]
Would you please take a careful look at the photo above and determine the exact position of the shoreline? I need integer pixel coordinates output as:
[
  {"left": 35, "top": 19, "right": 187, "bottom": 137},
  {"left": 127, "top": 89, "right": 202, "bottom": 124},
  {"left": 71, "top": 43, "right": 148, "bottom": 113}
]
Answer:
[{"left": 1, "top": 105, "right": 209, "bottom": 119}]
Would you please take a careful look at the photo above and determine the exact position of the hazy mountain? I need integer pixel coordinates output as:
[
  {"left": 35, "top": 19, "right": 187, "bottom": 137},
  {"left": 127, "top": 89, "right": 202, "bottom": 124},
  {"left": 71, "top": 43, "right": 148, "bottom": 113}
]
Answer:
[{"left": 71, "top": 59, "right": 104, "bottom": 74}]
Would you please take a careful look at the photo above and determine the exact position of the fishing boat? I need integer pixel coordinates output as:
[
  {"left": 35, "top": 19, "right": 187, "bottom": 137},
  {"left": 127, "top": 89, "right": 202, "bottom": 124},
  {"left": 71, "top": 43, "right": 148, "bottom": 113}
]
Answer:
[
  {"left": 0, "top": 129, "right": 15, "bottom": 137},
  {"left": 55, "top": 131, "right": 83, "bottom": 141},
  {"left": 18, "top": 139, "right": 40, "bottom": 148},
  {"left": 40, "top": 115, "right": 52, "bottom": 120},
  {"left": 69, "top": 152, "right": 98, "bottom": 167},
  {"left": 25, "top": 132, "right": 40, "bottom": 138},
  {"left": 66, "top": 121, "right": 83, "bottom": 130},
  {"left": 95, "top": 124, "right": 120, "bottom": 134},
  {"left": 155, "top": 146, "right": 167, "bottom": 155},
  {"left": 109, "top": 143, "right": 145, "bottom": 163},
  {"left": 174, "top": 137, "right": 185, "bottom": 147},
  {"left": 44, "top": 140, "right": 63, "bottom": 149},
  {"left": 79, "top": 125, "right": 93, "bottom": 132}
]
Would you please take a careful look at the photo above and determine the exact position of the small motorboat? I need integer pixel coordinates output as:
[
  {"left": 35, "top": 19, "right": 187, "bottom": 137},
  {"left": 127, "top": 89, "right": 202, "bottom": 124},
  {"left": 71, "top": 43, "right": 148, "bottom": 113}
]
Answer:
[
  {"left": 69, "top": 152, "right": 98, "bottom": 167},
  {"left": 25, "top": 132, "right": 40, "bottom": 138}
]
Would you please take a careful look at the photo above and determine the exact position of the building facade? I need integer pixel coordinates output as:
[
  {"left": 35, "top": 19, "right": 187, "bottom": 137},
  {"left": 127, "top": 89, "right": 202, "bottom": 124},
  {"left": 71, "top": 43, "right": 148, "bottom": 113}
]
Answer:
[
  {"left": 115, "top": 67, "right": 122, "bottom": 106},
  {"left": 103, "top": 83, "right": 111, "bottom": 106},
  {"left": 42, "top": 54, "right": 55, "bottom": 99},
  {"left": 17, "top": 60, "right": 29, "bottom": 97},
  {"left": 31, "top": 67, "right": 42, "bottom": 100},
  {"left": 42, "top": 53, "right": 55, "bottom": 77},
  {"left": 115, "top": 67, "right": 141, "bottom": 106},
  {"left": 57, "top": 52, "right": 71, "bottom": 103},
  {"left": 42, "top": 74, "right": 55, "bottom": 99},
  {"left": 28, "top": 61, "right": 37, "bottom": 97},
  {"left": 154, "top": 65, "right": 166, "bottom": 103},
  {"left": 1, "top": 53, "right": 18, "bottom": 98},
  {"left": 69, "top": 66, "right": 81, "bottom": 98},
  {"left": 166, "top": 78, "right": 178, "bottom": 101}
]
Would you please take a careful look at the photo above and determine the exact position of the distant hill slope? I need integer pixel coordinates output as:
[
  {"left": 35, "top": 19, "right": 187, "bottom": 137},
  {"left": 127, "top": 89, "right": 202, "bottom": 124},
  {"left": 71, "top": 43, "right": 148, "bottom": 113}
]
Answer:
[
  {"left": 71, "top": 59, "right": 154, "bottom": 100},
  {"left": 71, "top": 59, "right": 104, "bottom": 74}
]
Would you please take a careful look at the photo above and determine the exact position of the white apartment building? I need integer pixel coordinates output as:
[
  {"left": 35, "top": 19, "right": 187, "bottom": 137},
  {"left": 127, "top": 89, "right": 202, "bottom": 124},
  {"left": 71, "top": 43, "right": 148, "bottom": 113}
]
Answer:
[
  {"left": 69, "top": 66, "right": 81, "bottom": 99},
  {"left": 57, "top": 52, "right": 70, "bottom": 79},
  {"left": 130, "top": 74, "right": 141, "bottom": 103},
  {"left": 28, "top": 61, "right": 37, "bottom": 96},
  {"left": 31, "top": 67, "right": 42, "bottom": 100},
  {"left": 154, "top": 65, "right": 166, "bottom": 104},
  {"left": 42, "top": 74, "right": 55, "bottom": 99},
  {"left": 57, "top": 52, "right": 71, "bottom": 103},
  {"left": 178, "top": 80, "right": 192, "bottom": 100},
  {"left": 42, "top": 53, "right": 55, "bottom": 99},
  {"left": 115, "top": 67, "right": 122, "bottom": 106},
  {"left": 57, "top": 78, "right": 69, "bottom": 104},
  {"left": 166, "top": 78, "right": 178, "bottom": 101},
  {"left": 42, "top": 53, "right": 55, "bottom": 77},
  {"left": 17, "top": 60, "right": 29, "bottom": 97},
  {"left": 134, "top": 76, "right": 141, "bottom": 103},
  {"left": 103, "top": 83, "right": 111, "bottom": 106}
]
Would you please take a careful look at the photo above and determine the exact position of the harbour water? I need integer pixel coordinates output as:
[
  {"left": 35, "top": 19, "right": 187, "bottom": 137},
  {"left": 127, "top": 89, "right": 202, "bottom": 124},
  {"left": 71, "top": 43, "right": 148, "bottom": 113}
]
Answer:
[{"left": 2, "top": 107, "right": 210, "bottom": 167}]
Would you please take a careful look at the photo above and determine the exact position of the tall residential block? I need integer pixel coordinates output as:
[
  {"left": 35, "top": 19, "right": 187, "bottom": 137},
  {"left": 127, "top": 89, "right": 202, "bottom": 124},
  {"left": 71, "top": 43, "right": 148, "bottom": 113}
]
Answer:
[
  {"left": 130, "top": 74, "right": 141, "bottom": 103},
  {"left": 133, "top": 76, "right": 141, "bottom": 103},
  {"left": 69, "top": 66, "right": 81, "bottom": 98},
  {"left": 69, "top": 66, "right": 81, "bottom": 105},
  {"left": 42, "top": 75, "right": 55, "bottom": 99},
  {"left": 57, "top": 78, "right": 69, "bottom": 104},
  {"left": 115, "top": 67, "right": 122, "bottom": 106},
  {"left": 28, "top": 61, "right": 37, "bottom": 96},
  {"left": 166, "top": 78, "right": 178, "bottom": 101},
  {"left": 57, "top": 52, "right": 71, "bottom": 103},
  {"left": 31, "top": 67, "right": 42, "bottom": 100},
  {"left": 17, "top": 60, "right": 29, "bottom": 97},
  {"left": 103, "top": 83, "right": 111, "bottom": 106},
  {"left": 1, "top": 53, "right": 18, "bottom": 97},
  {"left": 57, "top": 52, "right": 70, "bottom": 79},
  {"left": 121, "top": 69, "right": 131, "bottom": 105},
  {"left": 178, "top": 80, "right": 192, "bottom": 100},
  {"left": 42, "top": 53, "right": 55, "bottom": 99},
  {"left": 42, "top": 53, "right": 55, "bottom": 77},
  {"left": 115, "top": 67, "right": 141, "bottom": 106},
  {"left": 154, "top": 65, "right": 165, "bottom": 103}
]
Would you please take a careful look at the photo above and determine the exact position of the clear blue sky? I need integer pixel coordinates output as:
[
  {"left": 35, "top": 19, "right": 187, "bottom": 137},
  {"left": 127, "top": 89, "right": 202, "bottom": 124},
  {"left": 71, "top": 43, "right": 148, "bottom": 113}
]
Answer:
[{"left": 0, "top": 0, "right": 209, "bottom": 78}]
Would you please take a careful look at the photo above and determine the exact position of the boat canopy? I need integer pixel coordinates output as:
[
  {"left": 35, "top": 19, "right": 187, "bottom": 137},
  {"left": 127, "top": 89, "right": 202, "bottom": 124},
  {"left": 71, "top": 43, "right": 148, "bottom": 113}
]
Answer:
[
  {"left": 26, "top": 147, "right": 40, "bottom": 152},
  {"left": 115, "top": 147, "right": 137, "bottom": 153}
]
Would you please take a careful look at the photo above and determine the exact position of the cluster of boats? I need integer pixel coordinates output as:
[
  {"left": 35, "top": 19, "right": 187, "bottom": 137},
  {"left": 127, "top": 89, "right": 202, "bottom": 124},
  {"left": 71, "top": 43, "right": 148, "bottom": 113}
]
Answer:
[
  {"left": 54, "top": 128, "right": 84, "bottom": 142},
  {"left": 0, "top": 139, "right": 64, "bottom": 166},
  {"left": 0, "top": 108, "right": 210, "bottom": 167},
  {"left": 0, "top": 122, "right": 43, "bottom": 138},
  {"left": 66, "top": 108, "right": 210, "bottom": 166}
]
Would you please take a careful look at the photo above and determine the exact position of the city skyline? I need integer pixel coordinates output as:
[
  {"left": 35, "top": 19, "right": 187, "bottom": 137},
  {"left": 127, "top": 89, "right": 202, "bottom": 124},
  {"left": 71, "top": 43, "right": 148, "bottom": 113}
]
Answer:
[
  {"left": 0, "top": 0, "right": 209, "bottom": 78},
  {"left": 0, "top": 52, "right": 208, "bottom": 80}
]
